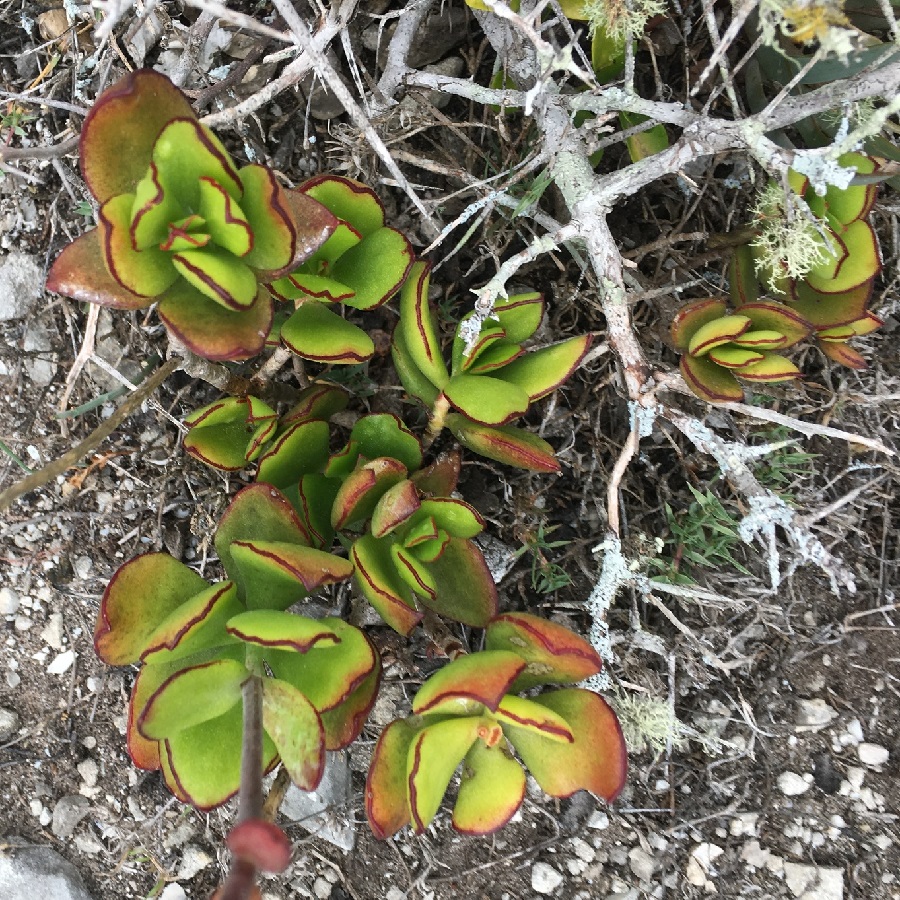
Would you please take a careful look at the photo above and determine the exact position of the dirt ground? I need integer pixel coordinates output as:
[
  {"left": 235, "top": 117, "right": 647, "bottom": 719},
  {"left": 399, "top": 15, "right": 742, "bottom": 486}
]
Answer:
[{"left": 1, "top": 2, "right": 899, "bottom": 899}]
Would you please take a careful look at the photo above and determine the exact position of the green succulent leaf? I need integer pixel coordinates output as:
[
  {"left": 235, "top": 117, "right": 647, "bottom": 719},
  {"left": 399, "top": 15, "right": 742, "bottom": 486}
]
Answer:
[
  {"left": 670, "top": 298, "right": 728, "bottom": 352},
  {"left": 256, "top": 419, "right": 332, "bottom": 493},
  {"left": 738, "top": 301, "right": 811, "bottom": 348},
  {"left": 351, "top": 533, "right": 422, "bottom": 635},
  {"left": 297, "top": 474, "right": 341, "bottom": 549},
  {"left": 331, "top": 457, "right": 409, "bottom": 530},
  {"left": 446, "top": 415, "right": 560, "bottom": 473},
  {"left": 391, "top": 543, "right": 438, "bottom": 598},
  {"left": 331, "top": 226, "right": 414, "bottom": 310},
  {"left": 503, "top": 688, "right": 627, "bottom": 802},
  {"left": 183, "top": 395, "right": 278, "bottom": 471},
  {"left": 495, "top": 334, "right": 591, "bottom": 401},
  {"left": 736, "top": 353, "right": 802, "bottom": 383},
  {"left": 728, "top": 245, "right": 761, "bottom": 307},
  {"left": 319, "top": 649, "right": 381, "bottom": 750},
  {"left": 688, "top": 315, "right": 752, "bottom": 356},
  {"left": 494, "top": 694, "right": 574, "bottom": 743},
  {"left": 485, "top": 612, "right": 603, "bottom": 691},
  {"left": 620, "top": 111, "right": 669, "bottom": 162},
  {"left": 420, "top": 537, "right": 499, "bottom": 627},
  {"left": 790, "top": 278, "right": 873, "bottom": 328},
  {"left": 415, "top": 498, "right": 484, "bottom": 539},
  {"left": 706, "top": 346, "right": 765, "bottom": 369},
  {"left": 171, "top": 246, "right": 258, "bottom": 310},
  {"left": 281, "top": 383, "right": 350, "bottom": 426},
  {"left": 198, "top": 176, "right": 252, "bottom": 257},
  {"left": 226, "top": 609, "right": 340, "bottom": 653},
  {"left": 138, "top": 658, "right": 247, "bottom": 740},
  {"left": 95, "top": 553, "right": 208, "bottom": 665},
  {"left": 299, "top": 175, "right": 385, "bottom": 236},
  {"left": 366, "top": 718, "right": 420, "bottom": 839},
  {"left": 280, "top": 301, "right": 375, "bottom": 364},
  {"left": 805, "top": 220, "right": 880, "bottom": 294},
  {"left": 261, "top": 677, "right": 325, "bottom": 791},
  {"left": 371, "top": 479, "right": 421, "bottom": 538},
  {"left": 412, "top": 651, "right": 525, "bottom": 717},
  {"left": 397, "top": 261, "right": 449, "bottom": 389},
  {"left": 452, "top": 739, "right": 526, "bottom": 835},
  {"left": 820, "top": 338, "right": 868, "bottom": 369},
  {"left": 493, "top": 292, "right": 544, "bottom": 342},
  {"left": 443, "top": 374, "right": 530, "bottom": 426},
  {"left": 407, "top": 717, "right": 485, "bottom": 833},
  {"left": 679, "top": 353, "right": 744, "bottom": 404},
  {"left": 348, "top": 414, "right": 423, "bottom": 474},
  {"left": 410, "top": 451, "right": 461, "bottom": 496},
  {"left": 391, "top": 325, "right": 442, "bottom": 406}
]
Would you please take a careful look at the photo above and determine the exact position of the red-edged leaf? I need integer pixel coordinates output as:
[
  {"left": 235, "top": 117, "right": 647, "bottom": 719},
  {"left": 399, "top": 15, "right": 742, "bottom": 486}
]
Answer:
[
  {"left": 415, "top": 498, "right": 484, "bottom": 539},
  {"left": 397, "top": 261, "right": 449, "bottom": 389},
  {"left": 410, "top": 451, "right": 461, "bottom": 495},
  {"left": 503, "top": 688, "right": 627, "bottom": 802},
  {"left": 157, "top": 281, "right": 273, "bottom": 361},
  {"left": 95, "top": 553, "right": 208, "bottom": 665},
  {"left": 280, "top": 301, "right": 375, "bottom": 363},
  {"left": 46, "top": 229, "right": 151, "bottom": 310},
  {"left": 127, "top": 667, "right": 163, "bottom": 771},
  {"left": 707, "top": 346, "right": 765, "bottom": 368},
  {"left": 493, "top": 292, "right": 544, "bottom": 342},
  {"left": 80, "top": 69, "right": 196, "bottom": 203},
  {"left": 226, "top": 608, "right": 339, "bottom": 653},
  {"left": 789, "top": 277, "right": 873, "bottom": 328},
  {"left": 494, "top": 694, "right": 574, "bottom": 743},
  {"left": 172, "top": 247, "right": 259, "bottom": 310},
  {"left": 391, "top": 543, "right": 437, "bottom": 598},
  {"left": 805, "top": 220, "right": 880, "bottom": 294},
  {"left": 351, "top": 533, "right": 422, "bottom": 635},
  {"left": 299, "top": 175, "right": 385, "bottom": 236},
  {"left": 495, "top": 334, "right": 591, "bottom": 401},
  {"left": 680, "top": 354, "right": 744, "bottom": 404},
  {"left": 452, "top": 739, "right": 526, "bottom": 835},
  {"left": 687, "top": 315, "right": 752, "bottom": 356},
  {"left": 485, "top": 612, "right": 603, "bottom": 690},
  {"left": 670, "top": 298, "right": 728, "bottom": 351},
  {"left": 319, "top": 646, "right": 381, "bottom": 749},
  {"left": 391, "top": 325, "right": 441, "bottom": 406},
  {"left": 737, "top": 300, "right": 811, "bottom": 348},
  {"left": 820, "top": 339, "right": 868, "bottom": 369},
  {"left": 371, "top": 479, "right": 421, "bottom": 538},
  {"left": 366, "top": 718, "right": 419, "bottom": 839},
  {"left": 446, "top": 415, "right": 560, "bottom": 472},
  {"left": 256, "top": 419, "right": 331, "bottom": 493},
  {"left": 735, "top": 353, "right": 801, "bottom": 383},
  {"left": 332, "top": 457, "right": 408, "bottom": 530},
  {"left": 443, "top": 374, "right": 530, "bottom": 426},
  {"left": 198, "top": 176, "right": 252, "bottom": 256},
  {"left": 420, "top": 537, "right": 499, "bottom": 627},
  {"left": 281, "top": 383, "right": 350, "bottom": 426},
  {"left": 261, "top": 677, "right": 325, "bottom": 791},
  {"left": 728, "top": 244, "right": 760, "bottom": 306},
  {"left": 348, "top": 414, "right": 423, "bottom": 473},
  {"left": 331, "top": 226, "right": 414, "bottom": 310},
  {"left": 412, "top": 651, "right": 525, "bottom": 716}
]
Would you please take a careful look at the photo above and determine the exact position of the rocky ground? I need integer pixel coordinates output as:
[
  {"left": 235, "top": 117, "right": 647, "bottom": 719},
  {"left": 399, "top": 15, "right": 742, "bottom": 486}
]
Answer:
[{"left": 2, "top": 1, "right": 899, "bottom": 899}]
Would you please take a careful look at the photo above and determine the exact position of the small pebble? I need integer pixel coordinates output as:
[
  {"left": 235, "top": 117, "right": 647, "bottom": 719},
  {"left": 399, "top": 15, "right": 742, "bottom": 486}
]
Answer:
[
  {"left": 628, "top": 846, "right": 656, "bottom": 881},
  {"left": 0, "top": 706, "right": 20, "bottom": 741},
  {"left": 313, "top": 877, "right": 332, "bottom": 899},
  {"left": 47, "top": 649, "right": 75, "bottom": 674},
  {"left": 531, "top": 861, "right": 564, "bottom": 895},
  {"left": 0, "top": 587, "right": 20, "bottom": 616},
  {"left": 159, "top": 886, "right": 188, "bottom": 900},
  {"left": 52, "top": 794, "right": 91, "bottom": 838},
  {"left": 795, "top": 698, "right": 837, "bottom": 731},
  {"left": 73, "top": 555, "right": 93, "bottom": 579},
  {"left": 857, "top": 743, "right": 889, "bottom": 767},
  {"left": 176, "top": 845, "right": 212, "bottom": 880},
  {"left": 777, "top": 772, "right": 811, "bottom": 796}
]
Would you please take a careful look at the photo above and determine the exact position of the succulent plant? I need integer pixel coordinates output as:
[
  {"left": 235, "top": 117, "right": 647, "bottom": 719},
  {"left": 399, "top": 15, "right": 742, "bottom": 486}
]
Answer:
[
  {"left": 671, "top": 298, "right": 811, "bottom": 403},
  {"left": 183, "top": 395, "right": 278, "bottom": 471},
  {"left": 268, "top": 175, "right": 414, "bottom": 364},
  {"left": 94, "top": 484, "right": 378, "bottom": 809},
  {"left": 366, "top": 612, "right": 627, "bottom": 837},
  {"left": 392, "top": 262, "right": 591, "bottom": 471},
  {"left": 46, "top": 69, "right": 336, "bottom": 360}
]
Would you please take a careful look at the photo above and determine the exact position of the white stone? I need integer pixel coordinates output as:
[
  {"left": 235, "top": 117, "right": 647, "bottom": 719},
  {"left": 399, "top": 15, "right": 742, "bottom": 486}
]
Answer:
[
  {"left": 47, "top": 650, "right": 75, "bottom": 675},
  {"left": 313, "top": 877, "right": 332, "bottom": 899},
  {"left": 741, "top": 840, "right": 777, "bottom": 869},
  {"left": 587, "top": 810, "right": 610, "bottom": 830},
  {"left": 41, "top": 613, "right": 65, "bottom": 650},
  {"left": 0, "top": 707, "right": 20, "bottom": 741},
  {"left": 795, "top": 698, "right": 837, "bottom": 731},
  {"left": 570, "top": 837, "right": 595, "bottom": 863},
  {"left": 729, "top": 813, "right": 759, "bottom": 837},
  {"left": 385, "top": 889, "right": 406, "bottom": 900},
  {"left": 846, "top": 719, "right": 864, "bottom": 743},
  {"left": 784, "top": 863, "right": 843, "bottom": 899},
  {"left": 531, "top": 862, "right": 564, "bottom": 894},
  {"left": 857, "top": 743, "right": 889, "bottom": 767},
  {"left": 73, "top": 556, "right": 93, "bottom": 580},
  {"left": 175, "top": 845, "right": 212, "bottom": 880},
  {"left": 76, "top": 759, "right": 98, "bottom": 788},
  {"left": 0, "top": 587, "right": 20, "bottom": 616},
  {"left": 0, "top": 253, "right": 43, "bottom": 321},
  {"left": 846, "top": 767, "right": 865, "bottom": 790},
  {"left": 159, "top": 885, "right": 188, "bottom": 900},
  {"left": 628, "top": 846, "right": 656, "bottom": 881},
  {"left": 777, "top": 772, "right": 811, "bottom": 796}
]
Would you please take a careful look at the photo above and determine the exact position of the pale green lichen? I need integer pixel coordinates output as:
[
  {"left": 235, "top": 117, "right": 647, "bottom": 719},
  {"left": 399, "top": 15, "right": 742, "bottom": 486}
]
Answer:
[
  {"left": 610, "top": 689, "right": 689, "bottom": 755},
  {"left": 759, "top": 0, "right": 858, "bottom": 61},
  {"left": 580, "top": 0, "right": 665, "bottom": 43}
]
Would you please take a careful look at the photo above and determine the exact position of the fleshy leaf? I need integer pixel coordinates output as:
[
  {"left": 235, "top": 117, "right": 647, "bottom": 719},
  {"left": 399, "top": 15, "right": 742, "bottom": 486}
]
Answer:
[
  {"left": 280, "top": 301, "right": 374, "bottom": 363},
  {"left": 421, "top": 537, "right": 499, "bottom": 627},
  {"left": 139, "top": 658, "right": 247, "bottom": 740},
  {"left": 805, "top": 220, "right": 880, "bottom": 294},
  {"left": 319, "top": 649, "right": 381, "bottom": 749},
  {"left": 680, "top": 354, "right": 744, "bottom": 404},
  {"left": 820, "top": 339, "right": 867, "bottom": 368},
  {"left": 46, "top": 229, "right": 152, "bottom": 310},
  {"left": 495, "top": 334, "right": 591, "bottom": 401},
  {"left": 670, "top": 298, "right": 727, "bottom": 351},
  {"left": 296, "top": 474, "right": 341, "bottom": 549},
  {"left": 392, "top": 325, "right": 441, "bottom": 406},
  {"left": 300, "top": 175, "right": 385, "bottom": 236},
  {"left": 262, "top": 677, "right": 325, "bottom": 791},
  {"left": 80, "top": 69, "right": 196, "bottom": 203},
  {"left": 331, "top": 457, "right": 409, "bottom": 530},
  {"left": 371, "top": 479, "right": 421, "bottom": 538},
  {"left": 452, "top": 739, "right": 526, "bottom": 835},
  {"left": 707, "top": 346, "right": 765, "bottom": 368},
  {"left": 503, "top": 688, "right": 627, "bottom": 801},
  {"left": 410, "top": 451, "right": 461, "bottom": 495},
  {"left": 446, "top": 415, "right": 560, "bottom": 472},
  {"left": 412, "top": 651, "right": 525, "bottom": 717},
  {"left": 443, "top": 374, "right": 530, "bottom": 426},
  {"left": 199, "top": 177, "right": 252, "bottom": 256},
  {"left": 407, "top": 717, "right": 486, "bottom": 832},
  {"left": 95, "top": 553, "right": 208, "bottom": 665},
  {"left": 366, "top": 718, "right": 419, "bottom": 839},
  {"left": 256, "top": 420, "right": 331, "bottom": 493},
  {"left": 735, "top": 354, "right": 801, "bottom": 382},
  {"left": 494, "top": 694, "right": 574, "bottom": 743},
  {"left": 226, "top": 609, "right": 340, "bottom": 653},
  {"left": 157, "top": 281, "right": 273, "bottom": 361},
  {"left": 172, "top": 247, "right": 259, "bottom": 310},
  {"left": 739, "top": 301, "right": 811, "bottom": 348},
  {"left": 415, "top": 498, "right": 484, "bottom": 539},
  {"left": 391, "top": 543, "right": 437, "bottom": 598},
  {"left": 351, "top": 533, "right": 423, "bottom": 635},
  {"left": 687, "top": 315, "right": 752, "bottom": 356},
  {"left": 485, "top": 612, "right": 603, "bottom": 691},
  {"left": 493, "top": 292, "right": 544, "bottom": 343},
  {"left": 127, "top": 666, "right": 164, "bottom": 770},
  {"left": 348, "top": 414, "right": 423, "bottom": 473},
  {"left": 183, "top": 396, "right": 278, "bottom": 471},
  {"left": 331, "top": 227, "right": 414, "bottom": 310},
  {"left": 789, "top": 278, "right": 873, "bottom": 328},
  {"left": 728, "top": 244, "right": 760, "bottom": 307},
  {"left": 397, "top": 262, "right": 449, "bottom": 389},
  {"left": 281, "top": 383, "right": 350, "bottom": 426}
]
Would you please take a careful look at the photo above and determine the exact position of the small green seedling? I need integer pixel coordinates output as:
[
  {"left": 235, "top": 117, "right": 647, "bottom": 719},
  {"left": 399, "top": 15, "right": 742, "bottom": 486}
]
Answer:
[
  {"left": 46, "top": 69, "right": 337, "bottom": 360},
  {"left": 366, "top": 612, "right": 627, "bottom": 836}
]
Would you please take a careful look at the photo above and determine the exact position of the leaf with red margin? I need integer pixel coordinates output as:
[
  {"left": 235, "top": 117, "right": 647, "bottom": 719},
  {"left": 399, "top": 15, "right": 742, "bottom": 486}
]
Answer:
[
  {"left": 46, "top": 229, "right": 152, "bottom": 310},
  {"left": 256, "top": 419, "right": 331, "bottom": 493},
  {"left": 262, "top": 677, "right": 325, "bottom": 791},
  {"left": 705, "top": 346, "right": 765, "bottom": 369},
  {"left": 820, "top": 339, "right": 868, "bottom": 369},
  {"left": 443, "top": 374, "right": 530, "bottom": 426},
  {"left": 446, "top": 415, "right": 560, "bottom": 473},
  {"left": 371, "top": 479, "right": 421, "bottom": 538},
  {"left": 347, "top": 414, "right": 423, "bottom": 473},
  {"left": 127, "top": 667, "right": 163, "bottom": 771},
  {"left": 728, "top": 244, "right": 760, "bottom": 307},
  {"left": 366, "top": 718, "right": 419, "bottom": 839},
  {"left": 94, "top": 553, "right": 208, "bottom": 665},
  {"left": 391, "top": 543, "right": 437, "bottom": 598},
  {"left": 397, "top": 261, "right": 449, "bottom": 389},
  {"left": 184, "top": 396, "right": 278, "bottom": 471},
  {"left": 140, "top": 581, "right": 242, "bottom": 664},
  {"left": 157, "top": 281, "right": 273, "bottom": 361},
  {"left": 391, "top": 325, "right": 441, "bottom": 406},
  {"left": 299, "top": 175, "right": 385, "bottom": 236},
  {"left": 407, "top": 717, "right": 484, "bottom": 833},
  {"left": 215, "top": 484, "right": 312, "bottom": 600},
  {"left": 493, "top": 694, "right": 574, "bottom": 743},
  {"left": 281, "top": 383, "right": 350, "bottom": 426},
  {"left": 264, "top": 618, "right": 377, "bottom": 718},
  {"left": 412, "top": 651, "right": 525, "bottom": 717},
  {"left": 331, "top": 457, "right": 408, "bottom": 530},
  {"left": 162, "top": 705, "right": 278, "bottom": 811},
  {"left": 687, "top": 315, "right": 751, "bottom": 356},
  {"left": 493, "top": 292, "right": 544, "bottom": 342},
  {"left": 416, "top": 498, "right": 484, "bottom": 539},
  {"left": 99, "top": 194, "right": 178, "bottom": 296},
  {"left": 737, "top": 301, "right": 811, "bottom": 348},
  {"left": 198, "top": 177, "right": 253, "bottom": 257},
  {"left": 410, "top": 450, "right": 461, "bottom": 496},
  {"left": 80, "top": 68, "right": 196, "bottom": 204},
  {"left": 172, "top": 247, "right": 259, "bottom": 310},
  {"left": 320, "top": 645, "right": 381, "bottom": 749},
  {"left": 421, "top": 537, "right": 499, "bottom": 627},
  {"left": 351, "top": 533, "right": 422, "bottom": 636},
  {"left": 679, "top": 354, "right": 744, "bottom": 404},
  {"left": 789, "top": 278, "right": 873, "bottom": 328},
  {"left": 735, "top": 353, "right": 801, "bottom": 383},
  {"left": 494, "top": 334, "right": 592, "bottom": 401},
  {"left": 296, "top": 474, "right": 341, "bottom": 550},
  {"left": 138, "top": 658, "right": 247, "bottom": 740},
  {"left": 280, "top": 301, "right": 375, "bottom": 364},
  {"left": 268, "top": 271, "right": 354, "bottom": 304},
  {"left": 485, "top": 611, "right": 603, "bottom": 691},
  {"left": 805, "top": 220, "right": 880, "bottom": 294},
  {"left": 503, "top": 688, "right": 627, "bottom": 802},
  {"left": 226, "top": 609, "right": 340, "bottom": 653},
  {"left": 452, "top": 739, "right": 526, "bottom": 835},
  {"left": 332, "top": 227, "right": 414, "bottom": 310},
  {"left": 824, "top": 153, "right": 878, "bottom": 225},
  {"left": 669, "top": 298, "right": 728, "bottom": 352}
]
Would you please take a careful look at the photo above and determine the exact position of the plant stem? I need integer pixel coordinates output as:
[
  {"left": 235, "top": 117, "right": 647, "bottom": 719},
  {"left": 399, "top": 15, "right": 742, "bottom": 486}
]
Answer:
[
  {"left": 424, "top": 394, "right": 450, "bottom": 451},
  {"left": 238, "top": 674, "right": 264, "bottom": 824}
]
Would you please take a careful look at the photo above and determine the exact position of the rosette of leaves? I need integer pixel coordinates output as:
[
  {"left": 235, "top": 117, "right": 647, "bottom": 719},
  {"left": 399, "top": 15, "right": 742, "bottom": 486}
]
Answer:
[
  {"left": 366, "top": 612, "right": 627, "bottom": 837},
  {"left": 671, "top": 298, "right": 811, "bottom": 403},
  {"left": 392, "top": 262, "right": 591, "bottom": 472},
  {"left": 267, "top": 175, "right": 414, "bottom": 364},
  {"left": 46, "top": 69, "right": 336, "bottom": 360},
  {"left": 93, "top": 484, "right": 379, "bottom": 809},
  {"left": 183, "top": 395, "right": 278, "bottom": 471}
]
